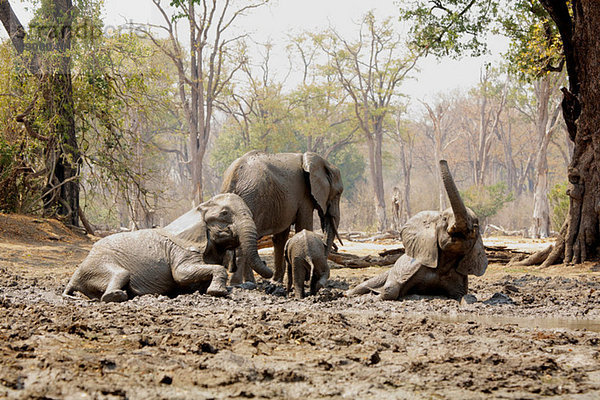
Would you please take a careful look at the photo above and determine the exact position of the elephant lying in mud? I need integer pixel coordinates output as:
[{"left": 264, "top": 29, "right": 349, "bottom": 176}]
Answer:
[
  {"left": 348, "top": 160, "right": 488, "bottom": 301},
  {"left": 63, "top": 193, "right": 272, "bottom": 302},
  {"left": 284, "top": 230, "right": 330, "bottom": 299},
  {"left": 221, "top": 151, "right": 343, "bottom": 284}
]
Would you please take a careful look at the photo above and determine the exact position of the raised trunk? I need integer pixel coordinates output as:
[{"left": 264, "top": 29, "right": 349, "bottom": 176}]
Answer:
[
  {"left": 235, "top": 216, "right": 273, "bottom": 279},
  {"left": 439, "top": 160, "right": 469, "bottom": 233}
]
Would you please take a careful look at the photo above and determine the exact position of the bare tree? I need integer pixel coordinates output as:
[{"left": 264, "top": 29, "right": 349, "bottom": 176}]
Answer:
[
  {"left": 316, "top": 13, "right": 419, "bottom": 231},
  {"left": 459, "top": 68, "right": 508, "bottom": 187},
  {"left": 421, "top": 98, "right": 457, "bottom": 211},
  {"left": 393, "top": 111, "right": 416, "bottom": 225},
  {"left": 143, "top": 0, "right": 267, "bottom": 204}
]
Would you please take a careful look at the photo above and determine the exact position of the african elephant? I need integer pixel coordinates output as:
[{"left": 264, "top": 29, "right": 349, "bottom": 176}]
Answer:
[
  {"left": 284, "top": 230, "right": 330, "bottom": 299},
  {"left": 221, "top": 150, "right": 343, "bottom": 284},
  {"left": 63, "top": 193, "right": 271, "bottom": 302},
  {"left": 347, "top": 160, "right": 487, "bottom": 301}
]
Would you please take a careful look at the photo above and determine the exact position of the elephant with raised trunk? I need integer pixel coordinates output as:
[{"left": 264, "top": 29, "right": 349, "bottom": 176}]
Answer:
[
  {"left": 222, "top": 151, "right": 343, "bottom": 284},
  {"left": 347, "top": 160, "right": 487, "bottom": 301},
  {"left": 63, "top": 193, "right": 272, "bottom": 302}
]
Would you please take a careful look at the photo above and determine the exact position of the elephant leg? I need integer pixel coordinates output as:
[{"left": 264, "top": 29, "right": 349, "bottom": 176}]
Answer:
[
  {"left": 286, "top": 257, "right": 293, "bottom": 296},
  {"left": 272, "top": 227, "right": 291, "bottom": 283},
  {"left": 379, "top": 281, "right": 401, "bottom": 301},
  {"left": 310, "top": 274, "right": 319, "bottom": 296},
  {"left": 346, "top": 270, "right": 390, "bottom": 297},
  {"left": 173, "top": 263, "right": 228, "bottom": 297},
  {"left": 243, "top": 260, "right": 256, "bottom": 283},
  {"left": 229, "top": 253, "right": 244, "bottom": 285},
  {"left": 100, "top": 265, "right": 130, "bottom": 302},
  {"left": 293, "top": 262, "right": 307, "bottom": 299}
]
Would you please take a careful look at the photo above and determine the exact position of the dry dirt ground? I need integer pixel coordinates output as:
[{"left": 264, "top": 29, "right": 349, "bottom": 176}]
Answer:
[{"left": 1, "top": 213, "right": 600, "bottom": 399}]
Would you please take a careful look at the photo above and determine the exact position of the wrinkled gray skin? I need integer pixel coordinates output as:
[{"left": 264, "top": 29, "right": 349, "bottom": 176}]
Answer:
[
  {"left": 63, "top": 194, "right": 266, "bottom": 302},
  {"left": 284, "top": 230, "right": 330, "bottom": 299},
  {"left": 347, "top": 160, "right": 488, "bottom": 301},
  {"left": 221, "top": 151, "right": 343, "bottom": 284}
]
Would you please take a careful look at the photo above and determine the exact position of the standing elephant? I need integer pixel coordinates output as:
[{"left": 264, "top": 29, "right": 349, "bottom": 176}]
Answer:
[
  {"left": 63, "top": 193, "right": 271, "bottom": 302},
  {"left": 347, "top": 160, "right": 487, "bottom": 301},
  {"left": 284, "top": 230, "right": 330, "bottom": 299},
  {"left": 221, "top": 150, "right": 343, "bottom": 284}
]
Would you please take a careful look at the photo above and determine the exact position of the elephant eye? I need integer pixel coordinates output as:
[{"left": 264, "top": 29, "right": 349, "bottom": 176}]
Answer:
[{"left": 220, "top": 209, "right": 230, "bottom": 217}]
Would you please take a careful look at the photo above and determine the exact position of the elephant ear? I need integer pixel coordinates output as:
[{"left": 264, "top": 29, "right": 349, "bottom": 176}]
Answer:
[
  {"left": 456, "top": 234, "right": 488, "bottom": 276},
  {"left": 400, "top": 211, "right": 440, "bottom": 269},
  {"left": 302, "top": 152, "right": 331, "bottom": 214},
  {"left": 162, "top": 206, "right": 209, "bottom": 253}
]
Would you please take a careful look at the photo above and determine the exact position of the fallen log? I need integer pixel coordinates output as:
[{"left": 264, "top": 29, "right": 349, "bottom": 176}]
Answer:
[
  {"left": 328, "top": 248, "right": 404, "bottom": 268},
  {"left": 507, "top": 244, "right": 554, "bottom": 267}
]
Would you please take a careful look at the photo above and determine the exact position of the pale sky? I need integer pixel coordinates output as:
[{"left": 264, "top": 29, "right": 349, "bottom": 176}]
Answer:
[{"left": 6, "top": 0, "right": 508, "bottom": 102}]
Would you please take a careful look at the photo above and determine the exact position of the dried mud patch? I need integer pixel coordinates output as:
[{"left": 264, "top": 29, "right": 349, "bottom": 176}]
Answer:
[{"left": 1, "top": 215, "right": 600, "bottom": 399}]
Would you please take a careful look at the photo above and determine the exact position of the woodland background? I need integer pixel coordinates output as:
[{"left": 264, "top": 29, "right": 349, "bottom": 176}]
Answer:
[{"left": 0, "top": 0, "right": 571, "bottom": 238}]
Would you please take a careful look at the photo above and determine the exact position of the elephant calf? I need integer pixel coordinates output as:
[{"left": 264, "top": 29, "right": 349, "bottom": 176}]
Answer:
[
  {"left": 284, "top": 230, "right": 330, "bottom": 299},
  {"left": 63, "top": 194, "right": 268, "bottom": 302}
]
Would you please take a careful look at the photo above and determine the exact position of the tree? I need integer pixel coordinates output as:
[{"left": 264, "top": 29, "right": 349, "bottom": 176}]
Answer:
[
  {"left": 420, "top": 97, "right": 455, "bottom": 211},
  {"left": 401, "top": 0, "right": 600, "bottom": 264},
  {"left": 314, "top": 13, "right": 419, "bottom": 231},
  {"left": 461, "top": 68, "right": 508, "bottom": 187},
  {"left": 392, "top": 110, "right": 417, "bottom": 226},
  {"left": 145, "top": 0, "right": 268, "bottom": 204},
  {"left": 0, "top": 0, "right": 80, "bottom": 225},
  {"left": 75, "top": 30, "right": 184, "bottom": 230},
  {"left": 513, "top": 73, "right": 563, "bottom": 238}
]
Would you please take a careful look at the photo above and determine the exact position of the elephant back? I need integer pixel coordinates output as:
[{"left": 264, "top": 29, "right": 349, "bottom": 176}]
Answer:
[{"left": 221, "top": 151, "right": 308, "bottom": 235}]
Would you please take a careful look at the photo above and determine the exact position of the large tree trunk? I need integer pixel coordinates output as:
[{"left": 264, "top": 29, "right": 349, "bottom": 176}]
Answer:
[
  {"left": 48, "top": 0, "right": 79, "bottom": 226},
  {"left": 540, "top": 0, "right": 600, "bottom": 264},
  {"left": 0, "top": 0, "right": 80, "bottom": 226}
]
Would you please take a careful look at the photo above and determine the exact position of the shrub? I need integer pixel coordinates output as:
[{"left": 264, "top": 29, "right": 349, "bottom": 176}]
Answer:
[
  {"left": 461, "top": 182, "right": 514, "bottom": 227},
  {"left": 549, "top": 181, "right": 569, "bottom": 231}
]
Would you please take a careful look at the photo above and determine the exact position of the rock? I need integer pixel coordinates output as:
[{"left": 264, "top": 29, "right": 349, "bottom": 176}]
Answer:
[
  {"left": 237, "top": 281, "right": 257, "bottom": 290},
  {"left": 461, "top": 294, "right": 478, "bottom": 305},
  {"left": 483, "top": 293, "right": 514, "bottom": 305}
]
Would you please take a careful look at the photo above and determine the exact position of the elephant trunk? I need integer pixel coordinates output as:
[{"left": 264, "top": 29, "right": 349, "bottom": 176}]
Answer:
[
  {"left": 322, "top": 200, "right": 342, "bottom": 255},
  {"left": 235, "top": 214, "right": 273, "bottom": 279},
  {"left": 439, "top": 160, "right": 470, "bottom": 234}
]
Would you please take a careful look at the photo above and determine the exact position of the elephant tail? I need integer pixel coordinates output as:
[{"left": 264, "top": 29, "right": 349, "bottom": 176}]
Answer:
[
  {"left": 62, "top": 272, "right": 80, "bottom": 299},
  {"left": 305, "top": 255, "right": 316, "bottom": 282},
  {"left": 346, "top": 270, "right": 390, "bottom": 297}
]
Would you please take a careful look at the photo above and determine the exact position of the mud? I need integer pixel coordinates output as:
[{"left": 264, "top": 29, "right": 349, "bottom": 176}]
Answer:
[{"left": 1, "top": 215, "right": 600, "bottom": 399}]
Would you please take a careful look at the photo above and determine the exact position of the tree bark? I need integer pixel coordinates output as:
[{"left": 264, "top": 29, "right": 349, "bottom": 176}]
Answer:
[
  {"left": 539, "top": 0, "right": 600, "bottom": 264},
  {"left": 0, "top": 0, "right": 80, "bottom": 225}
]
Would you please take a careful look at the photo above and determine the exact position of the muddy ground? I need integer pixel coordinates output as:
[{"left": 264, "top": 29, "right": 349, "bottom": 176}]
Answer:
[{"left": 1, "top": 214, "right": 600, "bottom": 399}]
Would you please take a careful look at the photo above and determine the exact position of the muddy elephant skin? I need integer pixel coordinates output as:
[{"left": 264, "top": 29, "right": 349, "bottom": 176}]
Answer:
[
  {"left": 284, "top": 230, "right": 330, "bottom": 299},
  {"left": 63, "top": 193, "right": 266, "bottom": 302},
  {"left": 348, "top": 160, "right": 488, "bottom": 301},
  {"left": 221, "top": 150, "right": 343, "bottom": 284}
]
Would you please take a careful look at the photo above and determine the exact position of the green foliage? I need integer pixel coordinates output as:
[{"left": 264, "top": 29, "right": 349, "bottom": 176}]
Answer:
[
  {"left": 549, "top": 181, "right": 569, "bottom": 230},
  {"left": 329, "top": 144, "right": 365, "bottom": 198},
  {"left": 399, "top": 0, "right": 499, "bottom": 58},
  {"left": 399, "top": 1, "right": 564, "bottom": 79},
  {"left": 498, "top": 2, "right": 563, "bottom": 79},
  {"left": 461, "top": 182, "right": 514, "bottom": 222}
]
